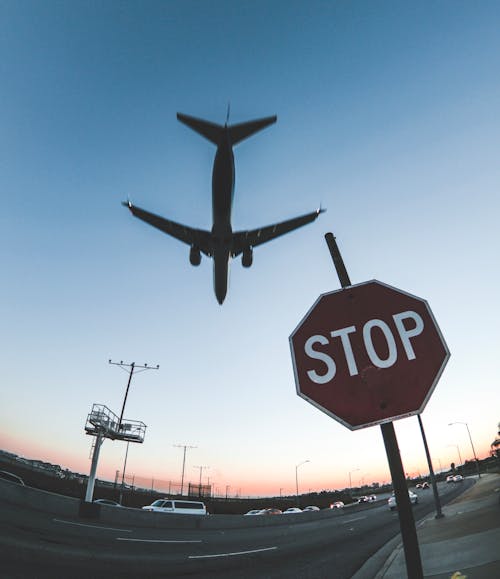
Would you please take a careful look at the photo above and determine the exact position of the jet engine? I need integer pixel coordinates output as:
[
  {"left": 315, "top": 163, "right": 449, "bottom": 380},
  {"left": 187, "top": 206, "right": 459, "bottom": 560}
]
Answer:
[
  {"left": 242, "top": 247, "right": 253, "bottom": 268},
  {"left": 189, "top": 246, "right": 201, "bottom": 266}
]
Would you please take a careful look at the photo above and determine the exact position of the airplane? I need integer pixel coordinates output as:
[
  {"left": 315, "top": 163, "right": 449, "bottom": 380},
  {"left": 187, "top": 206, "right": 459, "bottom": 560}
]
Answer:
[{"left": 123, "top": 111, "right": 324, "bottom": 304}]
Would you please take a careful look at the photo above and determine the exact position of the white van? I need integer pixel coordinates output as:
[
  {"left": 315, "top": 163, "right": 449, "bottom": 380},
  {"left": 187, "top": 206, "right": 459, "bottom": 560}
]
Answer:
[{"left": 142, "top": 499, "right": 207, "bottom": 515}]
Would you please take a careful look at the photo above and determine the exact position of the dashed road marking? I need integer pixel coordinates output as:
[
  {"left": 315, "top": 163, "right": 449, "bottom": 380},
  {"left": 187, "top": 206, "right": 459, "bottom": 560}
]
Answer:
[
  {"left": 53, "top": 518, "right": 132, "bottom": 533},
  {"left": 117, "top": 538, "right": 202, "bottom": 543},
  {"left": 189, "top": 546, "right": 277, "bottom": 559},
  {"left": 341, "top": 516, "right": 366, "bottom": 524}
]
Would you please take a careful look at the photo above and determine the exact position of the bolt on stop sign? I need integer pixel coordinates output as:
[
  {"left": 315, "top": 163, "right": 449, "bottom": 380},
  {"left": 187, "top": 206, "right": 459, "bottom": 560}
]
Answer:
[{"left": 289, "top": 280, "right": 450, "bottom": 430}]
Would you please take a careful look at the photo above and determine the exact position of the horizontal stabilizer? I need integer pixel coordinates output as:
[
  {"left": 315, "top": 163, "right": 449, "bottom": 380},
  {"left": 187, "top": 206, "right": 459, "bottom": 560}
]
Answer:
[
  {"left": 177, "top": 113, "right": 223, "bottom": 145},
  {"left": 177, "top": 112, "right": 277, "bottom": 146},
  {"left": 229, "top": 115, "right": 277, "bottom": 145}
]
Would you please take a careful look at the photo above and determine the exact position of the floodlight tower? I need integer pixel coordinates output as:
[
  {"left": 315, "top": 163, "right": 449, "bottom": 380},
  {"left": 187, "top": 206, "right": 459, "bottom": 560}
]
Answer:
[{"left": 83, "top": 360, "right": 159, "bottom": 503}]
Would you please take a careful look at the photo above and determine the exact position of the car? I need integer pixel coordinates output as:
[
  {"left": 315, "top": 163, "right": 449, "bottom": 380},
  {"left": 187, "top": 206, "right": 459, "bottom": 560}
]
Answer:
[
  {"left": 93, "top": 499, "right": 121, "bottom": 507},
  {"left": 446, "top": 475, "right": 455, "bottom": 483},
  {"left": 142, "top": 499, "right": 207, "bottom": 515},
  {"left": 357, "top": 496, "right": 370, "bottom": 503},
  {"left": 415, "top": 483, "right": 423, "bottom": 489},
  {"left": 452, "top": 474, "right": 464, "bottom": 483},
  {"left": 368, "top": 494, "right": 377, "bottom": 501},
  {"left": 259, "top": 508, "right": 282, "bottom": 515},
  {"left": 388, "top": 490, "right": 418, "bottom": 510},
  {"left": 0, "top": 470, "right": 25, "bottom": 485},
  {"left": 329, "top": 501, "right": 344, "bottom": 509},
  {"left": 421, "top": 482, "right": 430, "bottom": 489},
  {"left": 302, "top": 505, "right": 320, "bottom": 512},
  {"left": 244, "top": 509, "right": 264, "bottom": 516},
  {"left": 283, "top": 507, "right": 303, "bottom": 514}
]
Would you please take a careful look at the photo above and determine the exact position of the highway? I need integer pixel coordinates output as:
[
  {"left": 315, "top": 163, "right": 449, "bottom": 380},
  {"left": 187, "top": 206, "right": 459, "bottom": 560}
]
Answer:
[{"left": 1, "top": 479, "right": 473, "bottom": 578}]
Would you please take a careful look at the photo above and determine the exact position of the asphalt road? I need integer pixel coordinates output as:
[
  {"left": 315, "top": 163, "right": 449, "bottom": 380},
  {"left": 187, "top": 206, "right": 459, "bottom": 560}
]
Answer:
[{"left": 1, "top": 480, "right": 473, "bottom": 578}]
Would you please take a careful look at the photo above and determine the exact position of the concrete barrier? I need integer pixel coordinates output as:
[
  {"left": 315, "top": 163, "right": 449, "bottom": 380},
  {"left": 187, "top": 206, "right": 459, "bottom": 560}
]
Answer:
[{"left": 1, "top": 479, "right": 353, "bottom": 531}]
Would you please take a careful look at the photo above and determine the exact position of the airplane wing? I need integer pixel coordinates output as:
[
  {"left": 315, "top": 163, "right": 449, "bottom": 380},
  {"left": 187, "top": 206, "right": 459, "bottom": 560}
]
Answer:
[
  {"left": 231, "top": 208, "right": 324, "bottom": 257},
  {"left": 122, "top": 201, "right": 213, "bottom": 256}
]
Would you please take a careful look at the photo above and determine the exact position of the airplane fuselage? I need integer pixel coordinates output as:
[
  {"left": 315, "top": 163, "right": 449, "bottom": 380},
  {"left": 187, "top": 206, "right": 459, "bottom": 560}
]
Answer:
[{"left": 211, "top": 131, "right": 235, "bottom": 304}]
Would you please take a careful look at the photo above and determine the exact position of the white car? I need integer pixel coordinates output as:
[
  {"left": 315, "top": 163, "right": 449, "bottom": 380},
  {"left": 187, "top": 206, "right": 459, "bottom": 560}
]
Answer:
[
  {"left": 329, "top": 501, "right": 344, "bottom": 509},
  {"left": 452, "top": 474, "right": 464, "bottom": 483},
  {"left": 302, "top": 505, "right": 320, "bottom": 512},
  {"left": 142, "top": 499, "right": 207, "bottom": 515},
  {"left": 388, "top": 490, "right": 418, "bottom": 510},
  {"left": 446, "top": 475, "right": 455, "bottom": 483},
  {"left": 283, "top": 507, "right": 303, "bottom": 514},
  {"left": 244, "top": 509, "right": 264, "bottom": 516}
]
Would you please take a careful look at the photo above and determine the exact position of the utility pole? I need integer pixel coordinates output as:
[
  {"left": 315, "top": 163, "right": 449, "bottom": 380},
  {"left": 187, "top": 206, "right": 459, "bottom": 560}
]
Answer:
[
  {"left": 109, "top": 359, "right": 159, "bottom": 429},
  {"left": 174, "top": 444, "right": 197, "bottom": 496},
  {"left": 193, "top": 465, "right": 210, "bottom": 496}
]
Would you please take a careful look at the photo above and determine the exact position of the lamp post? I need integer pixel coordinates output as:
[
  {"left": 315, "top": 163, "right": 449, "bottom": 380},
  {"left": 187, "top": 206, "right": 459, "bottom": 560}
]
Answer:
[
  {"left": 432, "top": 457, "right": 443, "bottom": 474},
  {"left": 349, "top": 468, "right": 360, "bottom": 492},
  {"left": 295, "top": 460, "right": 310, "bottom": 506},
  {"left": 447, "top": 444, "right": 463, "bottom": 470},
  {"left": 449, "top": 422, "right": 481, "bottom": 478}
]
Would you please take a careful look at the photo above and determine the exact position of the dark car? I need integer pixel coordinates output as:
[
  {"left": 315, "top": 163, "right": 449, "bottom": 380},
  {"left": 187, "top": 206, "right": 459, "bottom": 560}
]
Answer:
[{"left": 0, "top": 470, "right": 25, "bottom": 485}]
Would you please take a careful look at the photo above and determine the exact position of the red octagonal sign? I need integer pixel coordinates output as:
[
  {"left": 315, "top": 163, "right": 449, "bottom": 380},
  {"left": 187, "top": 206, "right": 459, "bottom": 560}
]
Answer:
[{"left": 290, "top": 280, "right": 450, "bottom": 430}]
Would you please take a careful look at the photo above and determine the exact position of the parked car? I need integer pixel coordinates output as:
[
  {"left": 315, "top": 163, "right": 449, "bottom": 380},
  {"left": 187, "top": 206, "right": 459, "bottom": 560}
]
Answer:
[
  {"left": 452, "top": 474, "right": 464, "bottom": 483},
  {"left": 357, "top": 496, "right": 370, "bottom": 503},
  {"left": 368, "top": 494, "right": 377, "bottom": 501},
  {"left": 302, "top": 505, "right": 320, "bottom": 512},
  {"left": 446, "top": 475, "right": 455, "bottom": 483},
  {"left": 421, "top": 482, "right": 430, "bottom": 489},
  {"left": 93, "top": 499, "right": 121, "bottom": 507},
  {"left": 244, "top": 509, "right": 264, "bottom": 516},
  {"left": 283, "top": 507, "right": 303, "bottom": 514},
  {"left": 142, "top": 499, "right": 207, "bottom": 515},
  {"left": 329, "top": 501, "right": 344, "bottom": 509},
  {"left": 0, "top": 470, "right": 25, "bottom": 485},
  {"left": 388, "top": 490, "right": 418, "bottom": 510}
]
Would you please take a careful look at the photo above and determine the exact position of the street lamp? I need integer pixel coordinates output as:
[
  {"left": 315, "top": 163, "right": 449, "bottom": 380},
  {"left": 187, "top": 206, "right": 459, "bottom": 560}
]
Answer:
[
  {"left": 449, "top": 422, "right": 481, "bottom": 478},
  {"left": 447, "top": 444, "right": 463, "bottom": 469},
  {"left": 349, "top": 468, "right": 360, "bottom": 491},
  {"left": 295, "top": 460, "right": 310, "bottom": 506}
]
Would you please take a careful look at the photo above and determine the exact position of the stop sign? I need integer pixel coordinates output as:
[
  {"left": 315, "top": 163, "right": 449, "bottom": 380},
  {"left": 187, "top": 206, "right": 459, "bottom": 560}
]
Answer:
[{"left": 290, "top": 280, "right": 450, "bottom": 430}]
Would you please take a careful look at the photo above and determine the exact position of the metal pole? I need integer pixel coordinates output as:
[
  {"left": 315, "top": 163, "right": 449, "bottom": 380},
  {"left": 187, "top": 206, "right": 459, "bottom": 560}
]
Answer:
[
  {"left": 119, "top": 441, "right": 130, "bottom": 505},
  {"left": 180, "top": 446, "right": 187, "bottom": 496},
  {"left": 464, "top": 423, "right": 481, "bottom": 478},
  {"left": 449, "top": 422, "right": 481, "bottom": 478},
  {"left": 295, "top": 460, "right": 309, "bottom": 506},
  {"left": 85, "top": 432, "right": 104, "bottom": 502},
  {"left": 381, "top": 422, "right": 424, "bottom": 578},
  {"left": 417, "top": 414, "right": 443, "bottom": 518},
  {"left": 325, "top": 232, "right": 423, "bottom": 578},
  {"left": 119, "top": 363, "right": 135, "bottom": 429}
]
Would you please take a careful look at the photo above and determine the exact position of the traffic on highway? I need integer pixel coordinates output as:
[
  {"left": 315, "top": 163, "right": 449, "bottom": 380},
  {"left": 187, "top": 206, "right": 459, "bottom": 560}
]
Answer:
[{"left": 1, "top": 475, "right": 474, "bottom": 578}]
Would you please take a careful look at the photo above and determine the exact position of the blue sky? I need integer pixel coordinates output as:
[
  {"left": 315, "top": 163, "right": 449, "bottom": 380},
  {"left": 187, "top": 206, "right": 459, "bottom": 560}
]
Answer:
[{"left": 1, "top": 1, "right": 499, "bottom": 496}]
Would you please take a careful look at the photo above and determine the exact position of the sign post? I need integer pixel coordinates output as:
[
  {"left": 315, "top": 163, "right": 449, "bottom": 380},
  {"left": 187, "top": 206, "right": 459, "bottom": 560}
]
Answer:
[{"left": 290, "top": 233, "right": 450, "bottom": 578}]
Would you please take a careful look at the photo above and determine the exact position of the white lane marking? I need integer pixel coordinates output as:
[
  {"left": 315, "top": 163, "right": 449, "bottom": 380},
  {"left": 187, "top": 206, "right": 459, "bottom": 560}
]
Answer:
[
  {"left": 189, "top": 546, "right": 277, "bottom": 559},
  {"left": 117, "top": 538, "right": 202, "bottom": 543},
  {"left": 53, "top": 518, "right": 132, "bottom": 533},
  {"left": 341, "top": 516, "right": 366, "bottom": 524}
]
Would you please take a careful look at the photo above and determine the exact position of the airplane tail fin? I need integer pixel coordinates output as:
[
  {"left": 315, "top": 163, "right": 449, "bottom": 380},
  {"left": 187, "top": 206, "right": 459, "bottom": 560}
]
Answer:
[{"left": 177, "top": 112, "right": 277, "bottom": 146}]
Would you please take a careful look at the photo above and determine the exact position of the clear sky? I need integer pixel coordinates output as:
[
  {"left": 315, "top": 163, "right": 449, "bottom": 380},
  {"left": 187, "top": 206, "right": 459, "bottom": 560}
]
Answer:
[{"left": 1, "top": 0, "right": 499, "bottom": 498}]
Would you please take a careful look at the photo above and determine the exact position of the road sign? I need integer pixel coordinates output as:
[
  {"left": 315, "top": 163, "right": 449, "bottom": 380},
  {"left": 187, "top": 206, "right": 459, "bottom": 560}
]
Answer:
[{"left": 290, "top": 280, "right": 450, "bottom": 430}]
